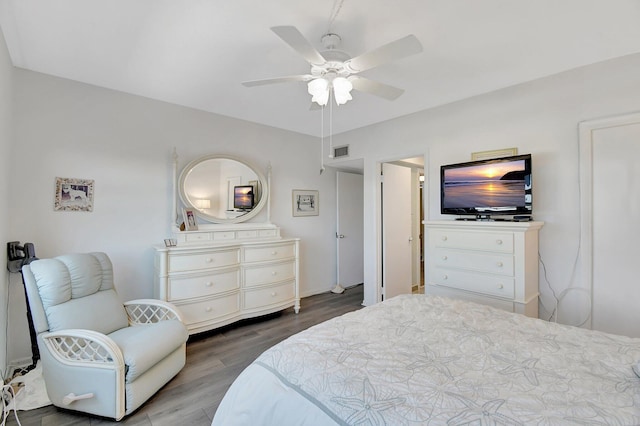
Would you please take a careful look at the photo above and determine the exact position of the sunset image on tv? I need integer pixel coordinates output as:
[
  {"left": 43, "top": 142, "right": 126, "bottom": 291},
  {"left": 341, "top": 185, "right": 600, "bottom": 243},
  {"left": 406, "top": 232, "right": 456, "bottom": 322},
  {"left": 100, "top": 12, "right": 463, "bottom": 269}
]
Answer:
[{"left": 443, "top": 159, "right": 527, "bottom": 209}]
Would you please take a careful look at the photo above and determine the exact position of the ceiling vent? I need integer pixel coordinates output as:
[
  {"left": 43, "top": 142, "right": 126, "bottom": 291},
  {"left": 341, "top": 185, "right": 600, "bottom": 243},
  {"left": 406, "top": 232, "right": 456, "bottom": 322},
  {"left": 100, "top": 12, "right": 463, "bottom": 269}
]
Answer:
[{"left": 333, "top": 145, "right": 349, "bottom": 158}]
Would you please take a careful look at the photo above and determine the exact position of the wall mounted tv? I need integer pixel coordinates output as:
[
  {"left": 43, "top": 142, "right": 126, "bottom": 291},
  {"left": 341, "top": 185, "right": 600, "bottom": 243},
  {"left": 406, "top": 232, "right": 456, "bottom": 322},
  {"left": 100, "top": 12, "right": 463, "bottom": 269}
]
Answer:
[
  {"left": 440, "top": 154, "right": 532, "bottom": 218},
  {"left": 233, "top": 185, "right": 254, "bottom": 210}
]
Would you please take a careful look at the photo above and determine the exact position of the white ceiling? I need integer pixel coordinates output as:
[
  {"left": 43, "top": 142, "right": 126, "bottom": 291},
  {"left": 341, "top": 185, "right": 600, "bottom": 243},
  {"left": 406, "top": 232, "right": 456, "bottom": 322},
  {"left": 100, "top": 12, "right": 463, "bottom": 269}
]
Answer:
[{"left": 2, "top": 0, "right": 640, "bottom": 137}]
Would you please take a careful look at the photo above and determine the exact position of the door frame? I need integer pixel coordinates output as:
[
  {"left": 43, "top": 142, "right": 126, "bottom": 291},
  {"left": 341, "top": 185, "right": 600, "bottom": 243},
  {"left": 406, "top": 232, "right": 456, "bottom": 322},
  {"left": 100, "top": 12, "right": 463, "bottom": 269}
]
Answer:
[{"left": 579, "top": 110, "right": 640, "bottom": 330}]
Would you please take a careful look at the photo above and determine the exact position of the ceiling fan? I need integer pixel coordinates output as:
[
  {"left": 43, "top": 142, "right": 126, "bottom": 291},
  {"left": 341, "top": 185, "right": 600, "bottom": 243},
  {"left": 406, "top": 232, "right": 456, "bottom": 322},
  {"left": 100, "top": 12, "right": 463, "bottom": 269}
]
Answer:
[{"left": 242, "top": 26, "right": 423, "bottom": 106}]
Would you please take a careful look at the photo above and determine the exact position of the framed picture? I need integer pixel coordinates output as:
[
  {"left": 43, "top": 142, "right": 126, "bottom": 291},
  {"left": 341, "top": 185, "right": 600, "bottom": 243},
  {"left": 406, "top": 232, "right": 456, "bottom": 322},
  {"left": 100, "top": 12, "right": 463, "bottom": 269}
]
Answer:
[
  {"left": 471, "top": 147, "right": 518, "bottom": 161},
  {"left": 164, "top": 238, "right": 177, "bottom": 247},
  {"left": 54, "top": 177, "right": 94, "bottom": 212},
  {"left": 292, "top": 189, "right": 319, "bottom": 217},
  {"left": 182, "top": 208, "right": 198, "bottom": 231},
  {"left": 248, "top": 179, "right": 261, "bottom": 203}
]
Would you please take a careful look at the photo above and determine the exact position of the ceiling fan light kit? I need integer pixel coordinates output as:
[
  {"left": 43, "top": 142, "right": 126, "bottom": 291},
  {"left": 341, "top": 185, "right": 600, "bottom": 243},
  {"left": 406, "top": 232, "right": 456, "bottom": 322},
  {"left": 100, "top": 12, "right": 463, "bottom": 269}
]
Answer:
[
  {"left": 307, "top": 74, "right": 353, "bottom": 106},
  {"left": 242, "top": 26, "right": 423, "bottom": 106}
]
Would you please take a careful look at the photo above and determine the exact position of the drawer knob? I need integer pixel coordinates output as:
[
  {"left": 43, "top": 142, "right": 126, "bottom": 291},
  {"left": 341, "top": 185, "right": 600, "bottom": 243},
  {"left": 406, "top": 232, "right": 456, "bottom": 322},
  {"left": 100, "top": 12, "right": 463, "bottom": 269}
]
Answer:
[
  {"left": 271, "top": 271, "right": 277, "bottom": 276},
  {"left": 270, "top": 292, "right": 277, "bottom": 297},
  {"left": 271, "top": 251, "right": 278, "bottom": 255},
  {"left": 205, "top": 258, "right": 213, "bottom": 263},
  {"left": 497, "top": 261, "right": 503, "bottom": 267},
  {"left": 205, "top": 306, "right": 212, "bottom": 312},
  {"left": 496, "top": 239, "right": 503, "bottom": 245},
  {"left": 498, "top": 284, "right": 504, "bottom": 289},
  {"left": 442, "top": 255, "right": 448, "bottom": 261},
  {"left": 441, "top": 236, "right": 448, "bottom": 242},
  {"left": 205, "top": 281, "right": 213, "bottom": 287},
  {"left": 442, "top": 274, "right": 448, "bottom": 280}
]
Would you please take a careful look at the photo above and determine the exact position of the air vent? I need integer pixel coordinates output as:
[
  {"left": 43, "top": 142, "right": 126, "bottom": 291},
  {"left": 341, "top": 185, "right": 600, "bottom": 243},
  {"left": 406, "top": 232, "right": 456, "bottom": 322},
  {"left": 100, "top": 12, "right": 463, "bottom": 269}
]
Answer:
[{"left": 333, "top": 145, "right": 349, "bottom": 158}]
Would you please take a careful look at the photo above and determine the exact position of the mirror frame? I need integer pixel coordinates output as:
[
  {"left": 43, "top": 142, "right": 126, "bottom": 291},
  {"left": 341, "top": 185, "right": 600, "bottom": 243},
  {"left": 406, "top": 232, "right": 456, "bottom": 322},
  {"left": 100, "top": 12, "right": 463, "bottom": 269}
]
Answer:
[{"left": 178, "top": 154, "right": 268, "bottom": 224}]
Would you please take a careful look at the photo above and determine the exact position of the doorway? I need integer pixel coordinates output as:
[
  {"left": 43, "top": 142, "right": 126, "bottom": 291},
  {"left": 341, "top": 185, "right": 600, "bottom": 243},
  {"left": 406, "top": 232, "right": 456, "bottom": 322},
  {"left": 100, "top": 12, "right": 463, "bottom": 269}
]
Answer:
[{"left": 379, "top": 156, "right": 425, "bottom": 301}]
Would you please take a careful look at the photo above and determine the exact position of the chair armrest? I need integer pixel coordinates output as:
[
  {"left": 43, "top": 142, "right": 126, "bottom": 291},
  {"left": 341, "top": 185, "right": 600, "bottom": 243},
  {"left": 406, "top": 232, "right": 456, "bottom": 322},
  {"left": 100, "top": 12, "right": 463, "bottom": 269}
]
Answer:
[
  {"left": 124, "top": 299, "right": 184, "bottom": 324},
  {"left": 42, "top": 329, "right": 125, "bottom": 369}
]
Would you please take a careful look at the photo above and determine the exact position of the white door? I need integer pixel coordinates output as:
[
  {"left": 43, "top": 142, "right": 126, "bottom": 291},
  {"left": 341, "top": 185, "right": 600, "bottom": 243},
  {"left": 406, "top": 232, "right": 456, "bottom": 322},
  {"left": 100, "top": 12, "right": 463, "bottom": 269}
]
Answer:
[
  {"left": 382, "top": 163, "right": 412, "bottom": 300},
  {"left": 336, "top": 172, "right": 364, "bottom": 288},
  {"left": 590, "top": 122, "right": 640, "bottom": 337}
]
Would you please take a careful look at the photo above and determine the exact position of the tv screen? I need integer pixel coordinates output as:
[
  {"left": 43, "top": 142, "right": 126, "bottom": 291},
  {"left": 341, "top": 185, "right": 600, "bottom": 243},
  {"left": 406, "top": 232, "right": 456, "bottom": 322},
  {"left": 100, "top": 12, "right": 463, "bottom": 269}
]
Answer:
[
  {"left": 233, "top": 185, "right": 254, "bottom": 210},
  {"left": 440, "top": 154, "right": 532, "bottom": 217}
]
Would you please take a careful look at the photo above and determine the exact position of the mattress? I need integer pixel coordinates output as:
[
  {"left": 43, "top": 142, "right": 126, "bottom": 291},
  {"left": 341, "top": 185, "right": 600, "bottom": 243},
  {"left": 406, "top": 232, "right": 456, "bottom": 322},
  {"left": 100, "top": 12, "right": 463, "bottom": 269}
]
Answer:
[{"left": 213, "top": 294, "right": 640, "bottom": 425}]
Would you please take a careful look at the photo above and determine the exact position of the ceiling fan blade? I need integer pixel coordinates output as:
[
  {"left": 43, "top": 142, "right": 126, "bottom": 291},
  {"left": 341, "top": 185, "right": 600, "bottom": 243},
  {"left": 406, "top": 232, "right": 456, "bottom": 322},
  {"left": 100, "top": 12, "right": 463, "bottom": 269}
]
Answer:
[
  {"left": 242, "top": 74, "right": 313, "bottom": 87},
  {"left": 349, "top": 76, "right": 405, "bottom": 100},
  {"left": 271, "top": 26, "right": 326, "bottom": 66},
  {"left": 345, "top": 35, "right": 423, "bottom": 73}
]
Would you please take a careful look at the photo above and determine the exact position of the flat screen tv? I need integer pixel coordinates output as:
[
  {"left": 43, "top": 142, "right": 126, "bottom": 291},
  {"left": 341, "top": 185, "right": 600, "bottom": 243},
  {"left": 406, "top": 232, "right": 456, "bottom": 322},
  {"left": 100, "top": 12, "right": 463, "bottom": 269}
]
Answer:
[
  {"left": 233, "top": 185, "right": 254, "bottom": 210},
  {"left": 440, "top": 154, "right": 532, "bottom": 218}
]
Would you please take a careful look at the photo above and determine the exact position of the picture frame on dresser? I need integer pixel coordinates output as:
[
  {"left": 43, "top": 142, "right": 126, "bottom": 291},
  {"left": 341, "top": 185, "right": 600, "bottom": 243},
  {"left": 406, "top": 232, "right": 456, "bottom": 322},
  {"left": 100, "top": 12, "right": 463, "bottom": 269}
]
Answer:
[
  {"left": 292, "top": 189, "right": 319, "bottom": 217},
  {"left": 182, "top": 208, "right": 198, "bottom": 230}
]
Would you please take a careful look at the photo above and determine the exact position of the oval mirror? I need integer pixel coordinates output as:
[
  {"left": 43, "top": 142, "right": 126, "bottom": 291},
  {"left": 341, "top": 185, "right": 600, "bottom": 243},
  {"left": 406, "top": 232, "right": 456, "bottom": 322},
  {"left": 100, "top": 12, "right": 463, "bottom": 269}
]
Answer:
[{"left": 178, "top": 155, "right": 268, "bottom": 224}]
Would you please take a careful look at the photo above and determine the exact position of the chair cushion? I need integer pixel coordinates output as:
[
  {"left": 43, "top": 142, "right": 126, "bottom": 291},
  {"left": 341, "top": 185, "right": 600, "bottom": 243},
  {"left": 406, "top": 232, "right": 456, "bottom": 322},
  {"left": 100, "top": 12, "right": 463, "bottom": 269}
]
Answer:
[
  {"left": 108, "top": 320, "right": 188, "bottom": 382},
  {"left": 29, "top": 253, "right": 128, "bottom": 334},
  {"left": 46, "top": 289, "right": 129, "bottom": 334}
]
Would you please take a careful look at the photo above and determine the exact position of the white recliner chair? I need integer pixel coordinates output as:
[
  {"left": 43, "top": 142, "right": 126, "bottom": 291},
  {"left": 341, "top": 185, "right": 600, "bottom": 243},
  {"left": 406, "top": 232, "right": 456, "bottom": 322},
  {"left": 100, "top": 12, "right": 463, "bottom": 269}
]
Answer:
[{"left": 21, "top": 252, "right": 189, "bottom": 420}]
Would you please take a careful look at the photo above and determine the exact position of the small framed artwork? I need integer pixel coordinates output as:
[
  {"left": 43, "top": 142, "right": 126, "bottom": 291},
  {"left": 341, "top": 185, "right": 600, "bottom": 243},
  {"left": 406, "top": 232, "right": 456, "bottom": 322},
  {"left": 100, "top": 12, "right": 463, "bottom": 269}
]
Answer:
[
  {"left": 292, "top": 189, "right": 319, "bottom": 217},
  {"left": 164, "top": 239, "right": 177, "bottom": 247},
  {"left": 471, "top": 147, "right": 518, "bottom": 161},
  {"left": 54, "top": 177, "right": 94, "bottom": 212},
  {"left": 182, "top": 208, "right": 198, "bottom": 231}
]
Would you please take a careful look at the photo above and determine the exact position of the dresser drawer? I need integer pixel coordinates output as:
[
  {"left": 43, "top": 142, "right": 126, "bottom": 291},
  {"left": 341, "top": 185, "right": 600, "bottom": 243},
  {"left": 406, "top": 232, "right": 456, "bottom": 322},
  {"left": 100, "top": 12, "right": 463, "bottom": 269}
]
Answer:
[
  {"left": 244, "top": 281, "right": 295, "bottom": 310},
  {"left": 430, "top": 267, "right": 515, "bottom": 299},
  {"left": 185, "top": 233, "right": 211, "bottom": 243},
  {"left": 169, "top": 249, "right": 239, "bottom": 272},
  {"left": 237, "top": 230, "right": 258, "bottom": 239},
  {"left": 213, "top": 231, "right": 236, "bottom": 242},
  {"left": 168, "top": 268, "right": 239, "bottom": 301},
  {"left": 244, "top": 261, "right": 295, "bottom": 287},
  {"left": 244, "top": 243, "right": 295, "bottom": 263},
  {"left": 433, "top": 249, "right": 514, "bottom": 276},
  {"left": 177, "top": 293, "right": 240, "bottom": 326},
  {"left": 431, "top": 230, "right": 514, "bottom": 253}
]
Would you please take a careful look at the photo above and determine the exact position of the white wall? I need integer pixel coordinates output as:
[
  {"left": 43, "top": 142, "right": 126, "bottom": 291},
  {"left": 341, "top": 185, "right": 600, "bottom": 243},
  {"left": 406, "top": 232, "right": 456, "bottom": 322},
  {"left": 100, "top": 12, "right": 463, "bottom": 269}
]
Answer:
[
  {"left": 7, "top": 69, "right": 337, "bottom": 364},
  {"left": 0, "top": 25, "right": 13, "bottom": 378},
  {"left": 328, "top": 52, "right": 640, "bottom": 327}
]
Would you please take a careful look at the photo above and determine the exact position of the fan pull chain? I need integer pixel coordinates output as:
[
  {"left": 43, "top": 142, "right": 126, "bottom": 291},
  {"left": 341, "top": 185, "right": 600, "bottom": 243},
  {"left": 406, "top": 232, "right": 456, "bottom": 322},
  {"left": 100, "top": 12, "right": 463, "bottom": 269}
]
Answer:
[
  {"left": 329, "top": 94, "right": 334, "bottom": 158},
  {"left": 320, "top": 104, "right": 325, "bottom": 174}
]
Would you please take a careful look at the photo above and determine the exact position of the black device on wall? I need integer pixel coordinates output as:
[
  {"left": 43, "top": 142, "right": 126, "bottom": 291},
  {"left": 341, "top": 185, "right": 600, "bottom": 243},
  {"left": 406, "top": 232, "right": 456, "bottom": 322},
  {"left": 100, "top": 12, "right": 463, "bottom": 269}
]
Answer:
[
  {"left": 440, "top": 154, "right": 532, "bottom": 218},
  {"left": 7, "top": 241, "right": 41, "bottom": 367}
]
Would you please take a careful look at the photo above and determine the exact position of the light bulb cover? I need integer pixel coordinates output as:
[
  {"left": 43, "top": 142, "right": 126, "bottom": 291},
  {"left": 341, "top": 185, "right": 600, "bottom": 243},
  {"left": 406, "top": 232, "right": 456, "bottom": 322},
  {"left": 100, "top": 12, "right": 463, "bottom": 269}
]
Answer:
[
  {"left": 332, "top": 77, "right": 353, "bottom": 105},
  {"left": 308, "top": 78, "right": 330, "bottom": 106}
]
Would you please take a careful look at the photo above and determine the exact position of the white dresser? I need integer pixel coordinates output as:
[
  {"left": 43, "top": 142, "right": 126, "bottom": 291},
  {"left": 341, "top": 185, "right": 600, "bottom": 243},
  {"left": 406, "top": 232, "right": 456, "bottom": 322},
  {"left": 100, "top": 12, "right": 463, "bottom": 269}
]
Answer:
[
  {"left": 424, "top": 220, "right": 543, "bottom": 318},
  {"left": 154, "top": 224, "right": 299, "bottom": 335}
]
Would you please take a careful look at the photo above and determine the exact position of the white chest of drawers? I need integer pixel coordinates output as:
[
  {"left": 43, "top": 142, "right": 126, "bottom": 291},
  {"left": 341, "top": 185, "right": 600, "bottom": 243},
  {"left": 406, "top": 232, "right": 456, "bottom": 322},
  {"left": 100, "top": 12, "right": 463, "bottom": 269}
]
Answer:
[
  {"left": 424, "top": 221, "right": 543, "bottom": 318},
  {"left": 155, "top": 236, "right": 299, "bottom": 335}
]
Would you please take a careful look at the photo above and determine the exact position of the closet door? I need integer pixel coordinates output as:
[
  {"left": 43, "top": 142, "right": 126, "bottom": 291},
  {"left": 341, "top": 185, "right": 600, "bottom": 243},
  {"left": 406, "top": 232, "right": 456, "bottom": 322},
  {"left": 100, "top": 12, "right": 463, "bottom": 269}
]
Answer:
[
  {"left": 381, "top": 163, "right": 412, "bottom": 300},
  {"left": 581, "top": 114, "right": 640, "bottom": 337}
]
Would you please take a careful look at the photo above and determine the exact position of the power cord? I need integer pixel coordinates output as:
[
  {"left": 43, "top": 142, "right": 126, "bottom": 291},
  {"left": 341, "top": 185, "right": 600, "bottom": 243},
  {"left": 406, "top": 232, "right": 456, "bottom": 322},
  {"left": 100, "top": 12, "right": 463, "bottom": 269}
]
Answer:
[
  {"left": 1, "top": 383, "right": 22, "bottom": 426},
  {"left": 538, "top": 252, "right": 559, "bottom": 322},
  {"left": 539, "top": 242, "right": 591, "bottom": 327}
]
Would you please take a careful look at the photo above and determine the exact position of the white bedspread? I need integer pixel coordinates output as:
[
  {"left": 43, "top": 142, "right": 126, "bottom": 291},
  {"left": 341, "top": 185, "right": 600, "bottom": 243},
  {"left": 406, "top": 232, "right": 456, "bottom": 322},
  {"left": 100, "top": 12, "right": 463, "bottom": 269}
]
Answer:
[{"left": 213, "top": 294, "right": 640, "bottom": 425}]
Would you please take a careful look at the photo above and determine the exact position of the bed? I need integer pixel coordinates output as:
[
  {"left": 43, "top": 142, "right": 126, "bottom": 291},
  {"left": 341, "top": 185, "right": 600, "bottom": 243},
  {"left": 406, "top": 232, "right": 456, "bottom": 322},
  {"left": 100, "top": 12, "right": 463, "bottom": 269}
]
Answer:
[{"left": 213, "top": 294, "right": 640, "bottom": 425}]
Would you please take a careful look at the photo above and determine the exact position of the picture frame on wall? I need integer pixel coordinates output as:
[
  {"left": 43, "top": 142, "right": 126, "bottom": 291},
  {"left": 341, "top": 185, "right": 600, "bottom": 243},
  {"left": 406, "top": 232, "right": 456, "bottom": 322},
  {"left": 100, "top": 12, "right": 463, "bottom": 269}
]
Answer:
[
  {"left": 182, "top": 208, "right": 198, "bottom": 231},
  {"left": 471, "top": 147, "right": 518, "bottom": 161},
  {"left": 292, "top": 189, "right": 319, "bottom": 217},
  {"left": 54, "top": 177, "right": 95, "bottom": 212}
]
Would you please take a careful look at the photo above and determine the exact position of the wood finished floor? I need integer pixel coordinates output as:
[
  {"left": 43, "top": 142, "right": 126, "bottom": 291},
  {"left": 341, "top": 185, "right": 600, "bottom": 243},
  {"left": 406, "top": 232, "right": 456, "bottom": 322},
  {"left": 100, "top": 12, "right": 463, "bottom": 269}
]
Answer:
[{"left": 7, "top": 285, "right": 364, "bottom": 426}]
